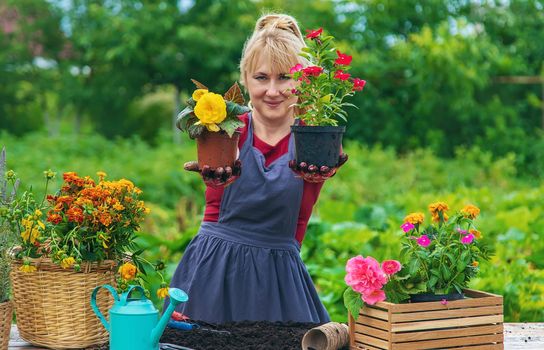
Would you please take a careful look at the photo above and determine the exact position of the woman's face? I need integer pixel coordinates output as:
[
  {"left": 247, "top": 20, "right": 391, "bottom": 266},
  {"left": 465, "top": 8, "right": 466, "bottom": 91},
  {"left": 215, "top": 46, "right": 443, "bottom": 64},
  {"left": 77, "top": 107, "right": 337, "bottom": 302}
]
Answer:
[{"left": 246, "top": 55, "right": 298, "bottom": 123}]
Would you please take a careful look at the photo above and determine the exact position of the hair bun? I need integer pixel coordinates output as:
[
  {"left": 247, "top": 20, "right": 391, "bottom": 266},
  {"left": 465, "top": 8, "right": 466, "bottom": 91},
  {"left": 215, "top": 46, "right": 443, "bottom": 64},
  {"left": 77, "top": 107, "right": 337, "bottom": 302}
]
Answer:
[{"left": 256, "top": 14, "right": 304, "bottom": 42}]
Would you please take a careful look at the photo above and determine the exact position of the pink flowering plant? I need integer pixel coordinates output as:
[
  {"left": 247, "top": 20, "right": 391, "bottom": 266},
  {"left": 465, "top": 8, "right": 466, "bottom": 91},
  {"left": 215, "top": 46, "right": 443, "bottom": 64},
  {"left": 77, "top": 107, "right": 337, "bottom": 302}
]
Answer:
[
  {"left": 344, "top": 202, "right": 490, "bottom": 316},
  {"left": 290, "top": 28, "right": 366, "bottom": 126}
]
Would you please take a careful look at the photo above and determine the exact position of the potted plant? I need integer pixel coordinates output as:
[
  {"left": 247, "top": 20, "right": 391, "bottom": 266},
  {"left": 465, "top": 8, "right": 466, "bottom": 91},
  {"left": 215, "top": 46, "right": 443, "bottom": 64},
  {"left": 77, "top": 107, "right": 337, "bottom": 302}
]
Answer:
[
  {"left": 289, "top": 27, "right": 366, "bottom": 167},
  {"left": 0, "top": 148, "right": 17, "bottom": 350},
  {"left": 5, "top": 169, "right": 156, "bottom": 349},
  {"left": 343, "top": 202, "right": 502, "bottom": 350},
  {"left": 176, "top": 79, "right": 250, "bottom": 169}
]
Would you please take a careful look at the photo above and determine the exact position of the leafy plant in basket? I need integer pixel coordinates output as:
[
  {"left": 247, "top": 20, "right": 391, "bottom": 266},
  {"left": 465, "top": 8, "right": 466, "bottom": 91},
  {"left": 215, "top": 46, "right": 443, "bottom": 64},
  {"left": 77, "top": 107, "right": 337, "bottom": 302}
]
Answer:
[
  {"left": 176, "top": 80, "right": 250, "bottom": 170},
  {"left": 289, "top": 27, "right": 366, "bottom": 167},
  {"left": 343, "top": 202, "right": 491, "bottom": 317}
]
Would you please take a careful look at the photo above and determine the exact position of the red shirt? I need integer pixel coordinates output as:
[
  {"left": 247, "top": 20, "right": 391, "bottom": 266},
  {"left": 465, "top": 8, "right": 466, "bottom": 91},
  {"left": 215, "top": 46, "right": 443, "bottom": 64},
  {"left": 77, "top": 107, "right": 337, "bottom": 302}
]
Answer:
[{"left": 203, "top": 113, "right": 323, "bottom": 245}]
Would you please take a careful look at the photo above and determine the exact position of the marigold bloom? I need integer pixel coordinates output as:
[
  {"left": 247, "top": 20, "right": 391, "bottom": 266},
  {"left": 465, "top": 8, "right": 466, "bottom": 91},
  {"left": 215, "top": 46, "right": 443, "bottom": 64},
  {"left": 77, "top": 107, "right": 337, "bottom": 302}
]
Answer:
[
  {"left": 192, "top": 89, "right": 208, "bottom": 101},
  {"left": 431, "top": 211, "right": 449, "bottom": 223},
  {"left": 461, "top": 204, "right": 480, "bottom": 219},
  {"left": 157, "top": 287, "right": 169, "bottom": 299},
  {"left": 119, "top": 262, "right": 137, "bottom": 281},
  {"left": 429, "top": 202, "right": 449, "bottom": 215},
  {"left": 97, "top": 171, "right": 107, "bottom": 181},
  {"left": 47, "top": 213, "right": 62, "bottom": 225},
  {"left": 469, "top": 229, "right": 482, "bottom": 239},
  {"left": 194, "top": 92, "right": 227, "bottom": 132},
  {"left": 404, "top": 212, "right": 425, "bottom": 225},
  {"left": 20, "top": 264, "right": 37, "bottom": 273},
  {"left": 472, "top": 261, "right": 479, "bottom": 267},
  {"left": 60, "top": 257, "right": 76, "bottom": 269}
]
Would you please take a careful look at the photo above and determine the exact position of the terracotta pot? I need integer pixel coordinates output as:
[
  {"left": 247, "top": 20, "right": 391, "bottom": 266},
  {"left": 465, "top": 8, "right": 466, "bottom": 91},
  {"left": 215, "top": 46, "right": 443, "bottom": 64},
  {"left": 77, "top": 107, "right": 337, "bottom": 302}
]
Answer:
[
  {"left": 196, "top": 131, "right": 240, "bottom": 169},
  {"left": 291, "top": 125, "right": 345, "bottom": 167}
]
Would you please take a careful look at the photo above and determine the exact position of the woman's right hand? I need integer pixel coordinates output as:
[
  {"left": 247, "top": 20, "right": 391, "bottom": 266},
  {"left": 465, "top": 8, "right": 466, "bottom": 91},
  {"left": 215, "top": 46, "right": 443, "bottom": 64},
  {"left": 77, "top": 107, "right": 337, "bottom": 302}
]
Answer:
[{"left": 183, "top": 160, "right": 242, "bottom": 188}]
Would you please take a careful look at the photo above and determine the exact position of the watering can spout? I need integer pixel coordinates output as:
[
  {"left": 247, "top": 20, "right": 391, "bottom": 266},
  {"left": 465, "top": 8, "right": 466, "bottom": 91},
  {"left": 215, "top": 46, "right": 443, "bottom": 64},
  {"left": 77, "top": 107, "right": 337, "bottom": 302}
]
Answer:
[{"left": 151, "top": 288, "right": 188, "bottom": 346}]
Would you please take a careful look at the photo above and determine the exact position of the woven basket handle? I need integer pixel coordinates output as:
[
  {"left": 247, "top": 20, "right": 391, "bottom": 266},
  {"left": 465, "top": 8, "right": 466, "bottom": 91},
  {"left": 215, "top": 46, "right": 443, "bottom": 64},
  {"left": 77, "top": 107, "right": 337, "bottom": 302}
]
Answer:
[{"left": 90, "top": 284, "right": 119, "bottom": 332}]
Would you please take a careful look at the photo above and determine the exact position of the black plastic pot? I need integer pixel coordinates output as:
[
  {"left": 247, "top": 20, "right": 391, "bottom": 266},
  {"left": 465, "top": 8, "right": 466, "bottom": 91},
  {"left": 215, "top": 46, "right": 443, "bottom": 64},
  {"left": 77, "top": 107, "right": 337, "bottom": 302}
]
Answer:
[
  {"left": 409, "top": 292, "right": 465, "bottom": 303},
  {"left": 291, "top": 125, "right": 345, "bottom": 167}
]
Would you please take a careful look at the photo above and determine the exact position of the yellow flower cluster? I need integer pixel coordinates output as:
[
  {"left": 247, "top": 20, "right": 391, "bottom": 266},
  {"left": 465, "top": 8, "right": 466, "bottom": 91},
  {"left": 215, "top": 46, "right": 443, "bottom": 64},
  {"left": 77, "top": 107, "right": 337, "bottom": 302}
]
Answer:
[
  {"left": 192, "top": 89, "right": 227, "bottom": 132},
  {"left": 20, "top": 210, "right": 45, "bottom": 244},
  {"left": 404, "top": 212, "right": 425, "bottom": 225},
  {"left": 461, "top": 204, "right": 480, "bottom": 219},
  {"left": 428, "top": 201, "right": 449, "bottom": 222},
  {"left": 118, "top": 262, "right": 137, "bottom": 281}
]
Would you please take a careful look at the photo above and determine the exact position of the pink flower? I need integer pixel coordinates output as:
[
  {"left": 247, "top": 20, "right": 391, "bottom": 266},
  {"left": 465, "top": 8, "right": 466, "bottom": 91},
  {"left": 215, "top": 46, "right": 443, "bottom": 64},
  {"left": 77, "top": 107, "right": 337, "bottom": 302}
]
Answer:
[
  {"left": 334, "top": 70, "right": 351, "bottom": 81},
  {"left": 382, "top": 260, "right": 402, "bottom": 275},
  {"left": 417, "top": 235, "right": 431, "bottom": 247},
  {"left": 400, "top": 222, "right": 415, "bottom": 233},
  {"left": 456, "top": 227, "right": 468, "bottom": 235},
  {"left": 305, "top": 28, "right": 323, "bottom": 39},
  {"left": 302, "top": 66, "right": 324, "bottom": 77},
  {"left": 353, "top": 78, "right": 366, "bottom": 91},
  {"left": 461, "top": 233, "right": 475, "bottom": 244},
  {"left": 345, "top": 255, "right": 388, "bottom": 295},
  {"left": 440, "top": 299, "right": 448, "bottom": 305},
  {"left": 335, "top": 50, "right": 353, "bottom": 66},
  {"left": 289, "top": 64, "right": 303, "bottom": 74},
  {"left": 361, "top": 289, "right": 386, "bottom": 305}
]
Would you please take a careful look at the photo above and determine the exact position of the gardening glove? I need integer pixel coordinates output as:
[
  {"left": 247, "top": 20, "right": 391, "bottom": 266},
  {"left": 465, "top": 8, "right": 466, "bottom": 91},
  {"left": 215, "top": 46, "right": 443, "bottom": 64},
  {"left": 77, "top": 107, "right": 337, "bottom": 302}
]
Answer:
[
  {"left": 288, "top": 153, "right": 348, "bottom": 183},
  {"left": 183, "top": 159, "right": 242, "bottom": 188}
]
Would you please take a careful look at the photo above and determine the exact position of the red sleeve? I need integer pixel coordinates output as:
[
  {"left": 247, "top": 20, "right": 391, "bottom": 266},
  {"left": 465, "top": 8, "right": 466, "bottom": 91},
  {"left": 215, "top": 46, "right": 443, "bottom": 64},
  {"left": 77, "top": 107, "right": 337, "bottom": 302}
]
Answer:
[{"left": 295, "top": 181, "right": 323, "bottom": 245}]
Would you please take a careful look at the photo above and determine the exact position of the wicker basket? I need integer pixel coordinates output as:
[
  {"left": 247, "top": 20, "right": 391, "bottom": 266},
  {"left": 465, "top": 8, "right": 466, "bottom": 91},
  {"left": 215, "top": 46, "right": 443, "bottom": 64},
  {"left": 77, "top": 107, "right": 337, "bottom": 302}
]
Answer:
[
  {"left": 0, "top": 300, "right": 12, "bottom": 350},
  {"left": 10, "top": 258, "right": 116, "bottom": 349}
]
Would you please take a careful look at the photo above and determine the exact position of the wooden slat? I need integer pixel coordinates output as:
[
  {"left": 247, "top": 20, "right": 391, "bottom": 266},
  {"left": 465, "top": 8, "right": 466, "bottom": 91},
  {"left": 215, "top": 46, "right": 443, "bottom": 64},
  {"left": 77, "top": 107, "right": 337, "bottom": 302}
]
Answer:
[
  {"left": 391, "top": 305, "right": 503, "bottom": 322},
  {"left": 351, "top": 343, "right": 384, "bottom": 350},
  {"left": 354, "top": 333, "right": 389, "bottom": 349},
  {"left": 391, "top": 315, "right": 503, "bottom": 332},
  {"left": 392, "top": 334, "right": 503, "bottom": 349},
  {"left": 390, "top": 296, "right": 502, "bottom": 313},
  {"left": 355, "top": 325, "right": 390, "bottom": 340},
  {"left": 392, "top": 324, "right": 503, "bottom": 342},
  {"left": 356, "top": 315, "right": 390, "bottom": 330},
  {"left": 453, "top": 345, "right": 504, "bottom": 350},
  {"left": 360, "top": 306, "right": 389, "bottom": 320}
]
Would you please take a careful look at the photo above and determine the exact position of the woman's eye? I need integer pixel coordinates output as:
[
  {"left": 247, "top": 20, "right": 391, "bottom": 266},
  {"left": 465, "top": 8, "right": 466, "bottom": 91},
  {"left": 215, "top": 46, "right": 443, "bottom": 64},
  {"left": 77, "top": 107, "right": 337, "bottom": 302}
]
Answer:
[
  {"left": 254, "top": 75, "right": 267, "bottom": 81},
  {"left": 279, "top": 74, "right": 291, "bottom": 80}
]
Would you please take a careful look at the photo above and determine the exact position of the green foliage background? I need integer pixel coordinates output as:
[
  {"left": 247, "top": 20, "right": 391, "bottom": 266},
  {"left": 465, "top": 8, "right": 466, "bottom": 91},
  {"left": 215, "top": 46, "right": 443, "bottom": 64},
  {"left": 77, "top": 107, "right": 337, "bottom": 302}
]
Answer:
[
  {"left": 1, "top": 132, "right": 543, "bottom": 322},
  {"left": 1, "top": 0, "right": 543, "bottom": 323}
]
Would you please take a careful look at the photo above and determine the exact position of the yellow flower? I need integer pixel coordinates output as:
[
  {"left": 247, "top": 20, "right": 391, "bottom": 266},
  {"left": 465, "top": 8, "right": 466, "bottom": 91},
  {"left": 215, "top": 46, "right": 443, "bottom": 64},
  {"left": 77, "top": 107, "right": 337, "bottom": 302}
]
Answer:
[
  {"left": 192, "top": 89, "right": 209, "bottom": 101},
  {"left": 428, "top": 202, "right": 449, "bottom": 215},
  {"left": 469, "top": 229, "right": 482, "bottom": 239},
  {"left": 113, "top": 203, "right": 125, "bottom": 211},
  {"left": 97, "top": 171, "right": 107, "bottom": 181},
  {"left": 472, "top": 261, "right": 479, "bottom": 267},
  {"left": 34, "top": 209, "right": 42, "bottom": 217},
  {"left": 461, "top": 204, "right": 480, "bottom": 219},
  {"left": 118, "top": 262, "right": 137, "bottom": 281},
  {"left": 193, "top": 92, "right": 227, "bottom": 132},
  {"left": 431, "top": 211, "right": 449, "bottom": 223},
  {"left": 60, "top": 257, "right": 76, "bottom": 269},
  {"left": 19, "top": 264, "right": 37, "bottom": 273},
  {"left": 404, "top": 212, "right": 425, "bottom": 225},
  {"left": 157, "top": 287, "right": 169, "bottom": 299}
]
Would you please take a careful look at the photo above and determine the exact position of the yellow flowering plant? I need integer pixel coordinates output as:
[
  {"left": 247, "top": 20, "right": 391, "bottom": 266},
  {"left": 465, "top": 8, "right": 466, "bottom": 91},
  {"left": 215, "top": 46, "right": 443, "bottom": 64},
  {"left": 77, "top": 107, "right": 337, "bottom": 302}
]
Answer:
[{"left": 176, "top": 79, "right": 250, "bottom": 138}]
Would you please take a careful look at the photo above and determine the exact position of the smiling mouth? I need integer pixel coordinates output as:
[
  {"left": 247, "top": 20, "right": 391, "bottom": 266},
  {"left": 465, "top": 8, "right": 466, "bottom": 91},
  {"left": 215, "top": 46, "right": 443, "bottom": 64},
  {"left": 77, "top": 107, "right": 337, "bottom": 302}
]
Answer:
[{"left": 264, "top": 101, "right": 283, "bottom": 108}]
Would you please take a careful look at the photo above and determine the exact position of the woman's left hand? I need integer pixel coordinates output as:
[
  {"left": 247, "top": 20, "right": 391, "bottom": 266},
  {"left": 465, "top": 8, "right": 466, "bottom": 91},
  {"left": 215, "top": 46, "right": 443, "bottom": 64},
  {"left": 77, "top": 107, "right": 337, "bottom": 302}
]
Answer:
[{"left": 288, "top": 153, "right": 348, "bottom": 183}]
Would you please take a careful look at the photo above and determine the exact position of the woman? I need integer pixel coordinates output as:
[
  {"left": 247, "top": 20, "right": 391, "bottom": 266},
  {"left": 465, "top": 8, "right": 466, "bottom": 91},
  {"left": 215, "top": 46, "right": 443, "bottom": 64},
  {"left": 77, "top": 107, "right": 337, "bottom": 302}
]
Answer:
[{"left": 169, "top": 13, "right": 346, "bottom": 323}]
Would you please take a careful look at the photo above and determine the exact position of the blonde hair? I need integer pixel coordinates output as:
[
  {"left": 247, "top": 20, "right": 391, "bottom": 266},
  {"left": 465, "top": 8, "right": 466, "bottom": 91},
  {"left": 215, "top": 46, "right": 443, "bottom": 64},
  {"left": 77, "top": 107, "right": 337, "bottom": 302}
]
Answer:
[{"left": 239, "top": 14, "right": 308, "bottom": 88}]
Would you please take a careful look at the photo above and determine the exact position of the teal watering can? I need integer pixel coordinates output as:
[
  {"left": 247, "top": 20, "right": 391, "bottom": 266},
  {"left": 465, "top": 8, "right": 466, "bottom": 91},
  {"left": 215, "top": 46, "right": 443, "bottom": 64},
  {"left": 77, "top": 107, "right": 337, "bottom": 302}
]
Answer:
[{"left": 90, "top": 284, "right": 188, "bottom": 350}]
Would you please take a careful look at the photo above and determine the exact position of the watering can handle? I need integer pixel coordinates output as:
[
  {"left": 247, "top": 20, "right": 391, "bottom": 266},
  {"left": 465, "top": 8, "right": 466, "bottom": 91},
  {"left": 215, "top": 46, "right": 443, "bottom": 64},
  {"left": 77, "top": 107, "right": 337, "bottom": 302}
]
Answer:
[
  {"left": 90, "top": 284, "right": 119, "bottom": 332},
  {"left": 120, "top": 285, "right": 147, "bottom": 305}
]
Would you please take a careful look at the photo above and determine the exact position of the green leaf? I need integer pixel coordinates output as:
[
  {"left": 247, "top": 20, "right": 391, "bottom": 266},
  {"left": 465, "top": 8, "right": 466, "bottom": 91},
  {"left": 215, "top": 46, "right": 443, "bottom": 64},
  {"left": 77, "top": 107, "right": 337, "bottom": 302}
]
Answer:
[
  {"left": 220, "top": 118, "right": 244, "bottom": 137},
  {"left": 343, "top": 287, "right": 364, "bottom": 318}
]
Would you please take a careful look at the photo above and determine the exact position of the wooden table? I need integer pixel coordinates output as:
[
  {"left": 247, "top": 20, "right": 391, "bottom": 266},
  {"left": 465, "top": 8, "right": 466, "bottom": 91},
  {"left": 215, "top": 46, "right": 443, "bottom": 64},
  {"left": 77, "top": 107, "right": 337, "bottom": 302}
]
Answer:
[{"left": 8, "top": 323, "right": 544, "bottom": 349}]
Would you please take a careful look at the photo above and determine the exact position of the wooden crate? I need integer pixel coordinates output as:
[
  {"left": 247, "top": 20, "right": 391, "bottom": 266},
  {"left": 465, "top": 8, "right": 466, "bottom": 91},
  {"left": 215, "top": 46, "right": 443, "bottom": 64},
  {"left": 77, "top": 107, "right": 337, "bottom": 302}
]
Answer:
[{"left": 348, "top": 289, "right": 504, "bottom": 350}]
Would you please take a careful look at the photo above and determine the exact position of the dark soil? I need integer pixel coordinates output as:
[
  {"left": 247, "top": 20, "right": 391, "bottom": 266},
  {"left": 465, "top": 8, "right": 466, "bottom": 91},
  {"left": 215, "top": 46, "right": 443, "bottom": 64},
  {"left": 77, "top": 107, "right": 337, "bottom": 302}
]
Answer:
[{"left": 159, "top": 321, "right": 350, "bottom": 350}]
